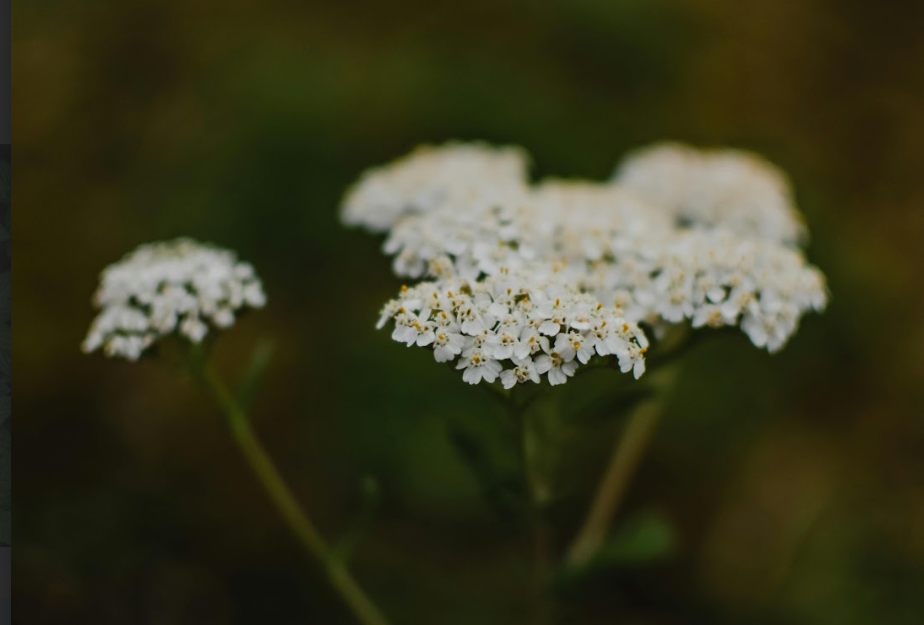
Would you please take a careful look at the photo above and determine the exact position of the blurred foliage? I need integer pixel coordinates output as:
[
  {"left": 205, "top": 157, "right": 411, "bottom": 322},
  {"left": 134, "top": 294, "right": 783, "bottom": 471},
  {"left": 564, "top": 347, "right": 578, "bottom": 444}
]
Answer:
[{"left": 13, "top": 0, "right": 924, "bottom": 624}]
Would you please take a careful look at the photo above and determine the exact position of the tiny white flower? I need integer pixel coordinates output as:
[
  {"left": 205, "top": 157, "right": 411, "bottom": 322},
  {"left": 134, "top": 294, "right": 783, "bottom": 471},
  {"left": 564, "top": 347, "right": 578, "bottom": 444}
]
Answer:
[
  {"left": 500, "top": 360, "right": 541, "bottom": 389},
  {"left": 376, "top": 299, "right": 404, "bottom": 330},
  {"left": 180, "top": 315, "right": 209, "bottom": 343},
  {"left": 515, "top": 327, "right": 550, "bottom": 361},
  {"left": 691, "top": 305, "right": 726, "bottom": 329},
  {"left": 486, "top": 331, "right": 519, "bottom": 360},
  {"left": 555, "top": 331, "right": 596, "bottom": 365},
  {"left": 615, "top": 343, "right": 647, "bottom": 380},
  {"left": 456, "top": 350, "right": 503, "bottom": 384},
  {"left": 534, "top": 351, "right": 578, "bottom": 386},
  {"left": 391, "top": 309, "right": 435, "bottom": 347},
  {"left": 432, "top": 330, "right": 466, "bottom": 363}
]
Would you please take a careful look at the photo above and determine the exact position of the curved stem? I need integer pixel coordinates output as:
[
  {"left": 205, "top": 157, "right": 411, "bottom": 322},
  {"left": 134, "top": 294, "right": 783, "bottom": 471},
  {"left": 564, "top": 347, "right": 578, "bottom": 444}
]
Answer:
[
  {"left": 198, "top": 363, "right": 391, "bottom": 625},
  {"left": 564, "top": 399, "right": 663, "bottom": 570}
]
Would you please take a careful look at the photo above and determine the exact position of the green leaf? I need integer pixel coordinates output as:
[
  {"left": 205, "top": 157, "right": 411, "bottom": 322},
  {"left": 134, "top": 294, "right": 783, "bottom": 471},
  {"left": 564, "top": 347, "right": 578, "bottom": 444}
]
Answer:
[
  {"left": 594, "top": 510, "right": 676, "bottom": 566},
  {"left": 560, "top": 510, "right": 677, "bottom": 587},
  {"left": 235, "top": 338, "right": 275, "bottom": 412}
]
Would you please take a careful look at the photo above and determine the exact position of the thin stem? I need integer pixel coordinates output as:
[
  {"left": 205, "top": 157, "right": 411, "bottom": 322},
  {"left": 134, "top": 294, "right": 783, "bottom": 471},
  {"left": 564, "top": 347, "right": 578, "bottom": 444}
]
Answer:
[
  {"left": 562, "top": 330, "right": 697, "bottom": 570},
  {"left": 198, "top": 363, "right": 391, "bottom": 625},
  {"left": 564, "top": 399, "right": 663, "bottom": 570}
]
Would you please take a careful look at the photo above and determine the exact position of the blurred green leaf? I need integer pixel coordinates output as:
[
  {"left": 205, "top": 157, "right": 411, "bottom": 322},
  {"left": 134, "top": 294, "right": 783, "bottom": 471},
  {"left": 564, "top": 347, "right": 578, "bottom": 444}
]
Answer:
[
  {"left": 594, "top": 510, "right": 676, "bottom": 566},
  {"left": 561, "top": 510, "right": 676, "bottom": 587}
]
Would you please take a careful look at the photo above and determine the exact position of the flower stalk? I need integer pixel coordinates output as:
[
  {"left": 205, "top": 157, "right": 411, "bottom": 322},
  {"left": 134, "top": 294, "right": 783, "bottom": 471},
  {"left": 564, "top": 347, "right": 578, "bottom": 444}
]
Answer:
[
  {"left": 197, "top": 362, "right": 391, "bottom": 625},
  {"left": 564, "top": 398, "right": 664, "bottom": 569},
  {"left": 505, "top": 391, "right": 554, "bottom": 625}
]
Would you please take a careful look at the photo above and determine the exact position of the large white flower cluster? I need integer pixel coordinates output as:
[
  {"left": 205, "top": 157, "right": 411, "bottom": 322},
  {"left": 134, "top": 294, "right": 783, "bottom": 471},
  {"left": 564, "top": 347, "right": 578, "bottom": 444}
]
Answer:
[
  {"left": 83, "top": 238, "right": 266, "bottom": 360},
  {"left": 343, "top": 142, "right": 827, "bottom": 386}
]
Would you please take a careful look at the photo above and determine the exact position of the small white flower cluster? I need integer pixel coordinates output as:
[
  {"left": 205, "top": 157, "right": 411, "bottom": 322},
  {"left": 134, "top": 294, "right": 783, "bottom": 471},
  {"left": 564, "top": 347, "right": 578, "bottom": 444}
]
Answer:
[
  {"left": 343, "top": 142, "right": 828, "bottom": 385},
  {"left": 576, "top": 229, "right": 828, "bottom": 351},
  {"left": 380, "top": 273, "right": 648, "bottom": 386},
  {"left": 83, "top": 238, "right": 266, "bottom": 360},
  {"left": 342, "top": 142, "right": 530, "bottom": 232},
  {"left": 613, "top": 142, "right": 806, "bottom": 244}
]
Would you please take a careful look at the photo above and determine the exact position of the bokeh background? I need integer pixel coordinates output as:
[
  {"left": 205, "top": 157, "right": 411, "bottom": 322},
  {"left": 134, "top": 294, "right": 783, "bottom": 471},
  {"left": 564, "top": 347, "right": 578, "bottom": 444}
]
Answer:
[{"left": 14, "top": 1, "right": 924, "bottom": 623}]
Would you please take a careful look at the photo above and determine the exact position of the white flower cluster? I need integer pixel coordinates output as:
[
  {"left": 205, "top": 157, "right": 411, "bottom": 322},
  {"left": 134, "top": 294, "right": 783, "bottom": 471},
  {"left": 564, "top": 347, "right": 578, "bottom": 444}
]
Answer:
[
  {"left": 83, "top": 238, "right": 266, "bottom": 360},
  {"left": 613, "top": 142, "right": 806, "bottom": 244},
  {"left": 343, "top": 142, "right": 828, "bottom": 385},
  {"left": 380, "top": 272, "right": 648, "bottom": 386},
  {"left": 576, "top": 229, "right": 827, "bottom": 351},
  {"left": 342, "top": 142, "right": 530, "bottom": 232}
]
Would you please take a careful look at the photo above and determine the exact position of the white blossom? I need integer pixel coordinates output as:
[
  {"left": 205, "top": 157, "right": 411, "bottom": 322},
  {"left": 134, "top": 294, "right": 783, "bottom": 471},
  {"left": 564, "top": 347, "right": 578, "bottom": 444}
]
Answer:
[
  {"left": 83, "top": 238, "right": 266, "bottom": 360},
  {"left": 500, "top": 360, "right": 541, "bottom": 390},
  {"left": 534, "top": 351, "right": 578, "bottom": 386},
  {"left": 344, "top": 141, "right": 828, "bottom": 385},
  {"left": 613, "top": 142, "right": 806, "bottom": 244},
  {"left": 456, "top": 349, "right": 504, "bottom": 385},
  {"left": 376, "top": 272, "right": 648, "bottom": 386},
  {"left": 341, "top": 142, "right": 530, "bottom": 233}
]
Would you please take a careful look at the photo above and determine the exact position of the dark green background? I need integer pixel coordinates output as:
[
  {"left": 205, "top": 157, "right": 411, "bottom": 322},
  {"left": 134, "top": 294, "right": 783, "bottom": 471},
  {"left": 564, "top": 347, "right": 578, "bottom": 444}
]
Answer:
[{"left": 15, "top": 1, "right": 924, "bottom": 623}]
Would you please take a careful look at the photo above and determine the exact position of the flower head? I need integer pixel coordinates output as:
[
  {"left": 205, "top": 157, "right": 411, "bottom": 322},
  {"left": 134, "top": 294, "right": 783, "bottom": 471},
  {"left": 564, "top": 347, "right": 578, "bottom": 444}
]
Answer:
[
  {"left": 377, "top": 271, "right": 648, "bottom": 386},
  {"left": 613, "top": 142, "right": 806, "bottom": 244},
  {"left": 341, "top": 142, "right": 530, "bottom": 232},
  {"left": 344, "top": 141, "right": 828, "bottom": 385},
  {"left": 82, "top": 238, "right": 266, "bottom": 360}
]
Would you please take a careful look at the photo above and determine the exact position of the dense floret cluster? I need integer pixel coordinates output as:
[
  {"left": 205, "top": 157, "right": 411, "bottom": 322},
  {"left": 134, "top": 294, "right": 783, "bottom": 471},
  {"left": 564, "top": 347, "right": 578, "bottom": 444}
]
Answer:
[
  {"left": 83, "top": 238, "right": 266, "bottom": 360},
  {"left": 613, "top": 142, "right": 806, "bottom": 244},
  {"left": 344, "top": 142, "right": 828, "bottom": 385},
  {"left": 380, "top": 271, "right": 648, "bottom": 387}
]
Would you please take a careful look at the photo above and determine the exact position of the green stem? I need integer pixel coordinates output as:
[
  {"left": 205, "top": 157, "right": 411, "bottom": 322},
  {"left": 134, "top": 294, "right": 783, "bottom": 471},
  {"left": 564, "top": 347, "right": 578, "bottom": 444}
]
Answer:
[
  {"left": 198, "top": 363, "right": 391, "bottom": 625},
  {"left": 564, "top": 399, "right": 663, "bottom": 570}
]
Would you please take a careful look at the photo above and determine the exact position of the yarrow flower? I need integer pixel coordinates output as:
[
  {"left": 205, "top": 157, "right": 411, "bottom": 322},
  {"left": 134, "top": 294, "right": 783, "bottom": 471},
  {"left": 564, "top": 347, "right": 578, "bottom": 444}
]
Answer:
[
  {"left": 613, "top": 141, "right": 806, "bottom": 244},
  {"left": 380, "top": 272, "right": 648, "bottom": 386},
  {"left": 82, "top": 238, "right": 266, "bottom": 360},
  {"left": 343, "top": 142, "right": 828, "bottom": 386},
  {"left": 341, "top": 142, "right": 530, "bottom": 233}
]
